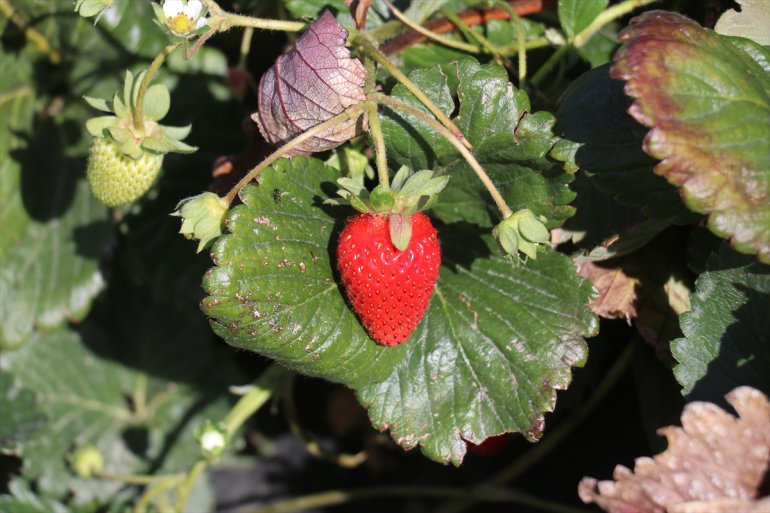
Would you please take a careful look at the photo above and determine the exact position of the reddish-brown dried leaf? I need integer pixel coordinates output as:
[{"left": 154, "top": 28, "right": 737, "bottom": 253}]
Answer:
[
  {"left": 579, "top": 387, "right": 770, "bottom": 513},
  {"left": 344, "top": 0, "right": 372, "bottom": 30},
  {"left": 253, "top": 10, "right": 367, "bottom": 156},
  {"left": 577, "top": 261, "right": 638, "bottom": 323}
]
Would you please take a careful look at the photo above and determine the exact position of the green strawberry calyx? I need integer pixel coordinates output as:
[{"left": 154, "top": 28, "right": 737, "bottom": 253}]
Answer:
[
  {"left": 84, "top": 70, "right": 196, "bottom": 160},
  {"left": 492, "top": 209, "right": 550, "bottom": 261},
  {"left": 328, "top": 166, "right": 449, "bottom": 251},
  {"left": 172, "top": 192, "right": 229, "bottom": 253}
]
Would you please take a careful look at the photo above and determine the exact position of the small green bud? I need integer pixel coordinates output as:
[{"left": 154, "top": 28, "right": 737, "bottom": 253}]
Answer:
[
  {"left": 493, "top": 209, "right": 550, "bottom": 260},
  {"left": 69, "top": 445, "right": 104, "bottom": 478},
  {"left": 195, "top": 420, "right": 227, "bottom": 459},
  {"left": 172, "top": 192, "right": 229, "bottom": 252}
]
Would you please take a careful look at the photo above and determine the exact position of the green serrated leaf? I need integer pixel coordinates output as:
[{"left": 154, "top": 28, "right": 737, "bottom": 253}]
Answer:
[
  {"left": 202, "top": 158, "right": 408, "bottom": 388},
  {"left": 1, "top": 289, "right": 239, "bottom": 503},
  {"left": 552, "top": 64, "right": 697, "bottom": 223},
  {"left": 381, "top": 58, "right": 576, "bottom": 229},
  {"left": 201, "top": 157, "right": 597, "bottom": 465},
  {"left": 558, "top": 0, "right": 608, "bottom": 42},
  {"left": 0, "top": 118, "right": 110, "bottom": 348},
  {"left": 611, "top": 11, "right": 770, "bottom": 262},
  {"left": 0, "top": 374, "right": 46, "bottom": 455},
  {"left": 672, "top": 245, "right": 770, "bottom": 401},
  {"left": 358, "top": 245, "right": 597, "bottom": 465}
]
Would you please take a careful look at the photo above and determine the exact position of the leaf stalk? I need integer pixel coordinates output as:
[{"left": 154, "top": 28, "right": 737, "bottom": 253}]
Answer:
[
  {"left": 371, "top": 93, "right": 513, "bottom": 220},
  {"left": 132, "top": 43, "right": 180, "bottom": 132},
  {"left": 224, "top": 102, "right": 369, "bottom": 204}
]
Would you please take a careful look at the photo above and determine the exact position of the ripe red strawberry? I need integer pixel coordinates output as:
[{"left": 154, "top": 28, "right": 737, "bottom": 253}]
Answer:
[{"left": 337, "top": 212, "right": 440, "bottom": 346}]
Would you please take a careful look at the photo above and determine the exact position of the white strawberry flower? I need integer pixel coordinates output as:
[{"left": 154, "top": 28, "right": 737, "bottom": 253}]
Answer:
[{"left": 162, "top": 0, "right": 207, "bottom": 36}]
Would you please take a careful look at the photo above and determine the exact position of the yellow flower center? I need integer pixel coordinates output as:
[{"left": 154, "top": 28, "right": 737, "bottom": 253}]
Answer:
[{"left": 167, "top": 14, "right": 193, "bottom": 35}]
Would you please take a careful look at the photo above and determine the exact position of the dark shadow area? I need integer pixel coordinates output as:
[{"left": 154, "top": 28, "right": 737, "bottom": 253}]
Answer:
[
  {"left": 687, "top": 281, "right": 770, "bottom": 406},
  {"left": 16, "top": 118, "right": 84, "bottom": 222}
]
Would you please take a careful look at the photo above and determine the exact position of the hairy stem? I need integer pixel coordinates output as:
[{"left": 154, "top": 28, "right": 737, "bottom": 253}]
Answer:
[
  {"left": 573, "top": 0, "right": 659, "bottom": 47},
  {"left": 132, "top": 43, "right": 180, "bottom": 132},
  {"left": 238, "top": 27, "right": 255, "bottom": 68},
  {"left": 357, "top": 36, "right": 473, "bottom": 150},
  {"left": 529, "top": 42, "right": 570, "bottom": 87},
  {"left": 382, "top": 0, "right": 480, "bottom": 54},
  {"left": 372, "top": 94, "right": 513, "bottom": 219},
  {"left": 223, "top": 365, "right": 290, "bottom": 440},
  {"left": 212, "top": 12, "right": 306, "bottom": 32},
  {"left": 224, "top": 102, "right": 368, "bottom": 204},
  {"left": 0, "top": 0, "right": 61, "bottom": 64},
  {"left": 498, "top": 36, "right": 550, "bottom": 57},
  {"left": 174, "top": 460, "right": 208, "bottom": 512},
  {"left": 441, "top": 8, "right": 505, "bottom": 64},
  {"left": 367, "top": 102, "right": 390, "bottom": 188},
  {"left": 495, "top": 0, "right": 528, "bottom": 84},
  {"left": 134, "top": 475, "right": 185, "bottom": 513}
]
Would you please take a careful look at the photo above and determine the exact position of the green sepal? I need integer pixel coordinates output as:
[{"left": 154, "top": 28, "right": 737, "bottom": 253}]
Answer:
[
  {"left": 83, "top": 95, "right": 112, "bottom": 113},
  {"left": 493, "top": 209, "right": 550, "bottom": 260},
  {"left": 85, "top": 116, "right": 119, "bottom": 137},
  {"left": 172, "top": 192, "right": 229, "bottom": 253},
  {"left": 389, "top": 213, "right": 412, "bottom": 252},
  {"left": 370, "top": 185, "right": 396, "bottom": 212},
  {"left": 142, "top": 84, "right": 170, "bottom": 120}
]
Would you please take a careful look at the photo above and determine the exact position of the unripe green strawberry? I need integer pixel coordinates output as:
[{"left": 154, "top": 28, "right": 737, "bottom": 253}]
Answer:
[
  {"left": 337, "top": 212, "right": 440, "bottom": 346},
  {"left": 86, "top": 137, "right": 163, "bottom": 207}
]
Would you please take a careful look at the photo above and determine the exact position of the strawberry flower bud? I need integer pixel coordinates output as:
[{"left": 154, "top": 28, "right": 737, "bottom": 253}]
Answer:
[
  {"left": 493, "top": 209, "right": 550, "bottom": 260},
  {"left": 195, "top": 420, "right": 227, "bottom": 458},
  {"left": 69, "top": 445, "right": 104, "bottom": 478},
  {"left": 172, "top": 192, "right": 229, "bottom": 253}
]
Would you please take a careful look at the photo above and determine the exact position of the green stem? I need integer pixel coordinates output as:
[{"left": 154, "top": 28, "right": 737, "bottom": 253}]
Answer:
[
  {"left": 244, "top": 485, "right": 589, "bottom": 513},
  {"left": 442, "top": 9, "right": 503, "bottom": 62},
  {"left": 223, "top": 365, "right": 290, "bottom": 440},
  {"left": 497, "top": 37, "right": 551, "bottom": 57},
  {"left": 132, "top": 373, "right": 148, "bottom": 422},
  {"left": 224, "top": 102, "right": 368, "bottom": 204},
  {"left": 372, "top": 93, "right": 513, "bottom": 219},
  {"left": 211, "top": 12, "right": 306, "bottom": 32},
  {"left": 134, "top": 475, "right": 185, "bottom": 513},
  {"left": 238, "top": 27, "right": 255, "bottom": 68},
  {"left": 96, "top": 471, "right": 174, "bottom": 486},
  {"left": 529, "top": 42, "right": 570, "bottom": 88},
  {"left": 573, "top": 0, "right": 659, "bottom": 48},
  {"left": 132, "top": 43, "right": 180, "bottom": 132},
  {"left": 367, "top": 102, "right": 389, "bottom": 188},
  {"left": 174, "top": 460, "right": 208, "bottom": 512},
  {"left": 357, "top": 35, "right": 472, "bottom": 150},
  {"left": 0, "top": 0, "right": 61, "bottom": 64},
  {"left": 494, "top": 0, "right": 528, "bottom": 84},
  {"left": 382, "top": 0, "right": 480, "bottom": 54}
]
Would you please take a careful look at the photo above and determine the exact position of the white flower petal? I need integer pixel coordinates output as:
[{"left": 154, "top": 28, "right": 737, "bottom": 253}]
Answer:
[
  {"left": 163, "top": 0, "right": 184, "bottom": 17},
  {"left": 185, "top": 0, "right": 203, "bottom": 19},
  {"left": 195, "top": 17, "right": 208, "bottom": 29}
]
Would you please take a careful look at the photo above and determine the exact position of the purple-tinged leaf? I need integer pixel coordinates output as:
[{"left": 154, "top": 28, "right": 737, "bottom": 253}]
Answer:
[{"left": 253, "top": 10, "right": 367, "bottom": 156}]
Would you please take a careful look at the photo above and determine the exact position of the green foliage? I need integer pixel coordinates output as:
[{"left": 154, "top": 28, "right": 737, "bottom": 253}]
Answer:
[
  {"left": 672, "top": 245, "right": 770, "bottom": 400},
  {"left": 381, "top": 57, "right": 576, "bottom": 228},
  {"left": 612, "top": 11, "right": 770, "bottom": 262},
  {"left": 558, "top": 0, "right": 608, "bottom": 41},
  {"left": 203, "top": 157, "right": 596, "bottom": 463}
]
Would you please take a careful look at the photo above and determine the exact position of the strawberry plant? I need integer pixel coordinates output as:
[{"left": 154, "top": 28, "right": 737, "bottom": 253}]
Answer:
[{"left": 1, "top": 0, "right": 768, "bottom": 512}]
